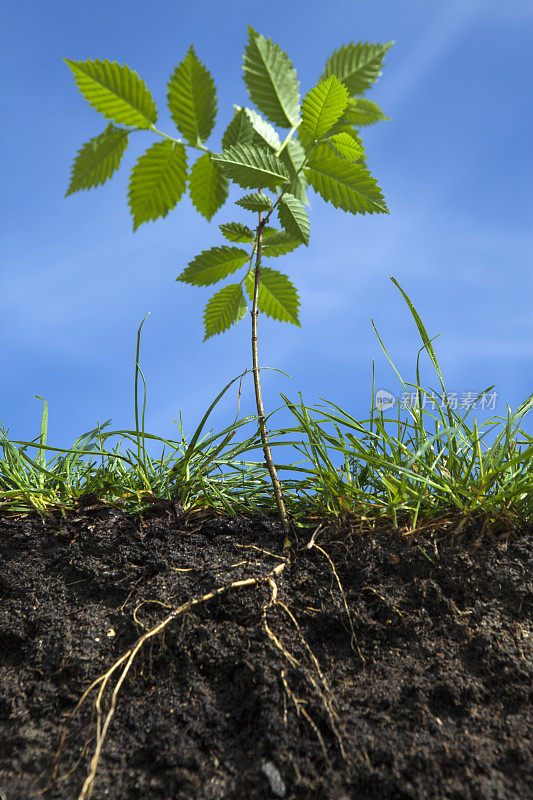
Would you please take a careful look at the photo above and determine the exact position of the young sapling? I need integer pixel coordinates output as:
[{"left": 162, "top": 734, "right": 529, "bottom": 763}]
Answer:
[{"left": 65, "top": 26, "right": 392, "bottom": 532}]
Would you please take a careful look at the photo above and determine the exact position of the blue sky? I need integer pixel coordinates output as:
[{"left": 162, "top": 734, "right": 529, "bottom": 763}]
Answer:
[{"left": 2, "top": 0, "right": 532, "bottom": 462}]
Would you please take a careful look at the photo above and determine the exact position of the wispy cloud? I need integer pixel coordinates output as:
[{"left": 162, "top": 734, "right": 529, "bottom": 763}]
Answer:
[{"left": 380, "top": 0, "right": 487, "bottom": 112}]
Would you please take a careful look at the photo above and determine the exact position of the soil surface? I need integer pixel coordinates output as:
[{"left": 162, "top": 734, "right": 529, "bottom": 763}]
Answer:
[{"left": 0, "top": 497, "right": 531, "bottom": 800}]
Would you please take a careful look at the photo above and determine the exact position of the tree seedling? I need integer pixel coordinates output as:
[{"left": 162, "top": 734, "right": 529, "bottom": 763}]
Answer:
[{"left": 65, "top": 26, "right": 392, "bottom": 533}]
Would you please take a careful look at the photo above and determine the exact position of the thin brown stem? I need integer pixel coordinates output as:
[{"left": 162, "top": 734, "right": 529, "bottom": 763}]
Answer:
[{"left": 251, "top": 210, "right": 290, "bottom": 535}]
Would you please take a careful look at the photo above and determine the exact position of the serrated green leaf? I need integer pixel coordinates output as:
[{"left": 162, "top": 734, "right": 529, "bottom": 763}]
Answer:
[
  {"left": 320, "top": 41, "right": 393, "bottom": 95},
  {"left": 305, "top": 124, "right": 365, "bottom": 166},
  {"left": 328, "top": 124, "right": 364, "bottom": 149},
  {"left": 262, "top": 227, "right": 280, "bottom": 238},
  {"left": 329, "top": 132, "right": 364, "bottom": 161},
  {"left": 305, "top": 141, "right": 332, "bottom": 164},
  {"left": 261, "top": 229, "right": 302, "bottom": 257},
  {"left": 301, "top": 76, "right": 349, "bottom": 141},
  {"left": 64, "top": 58, "right": 157, "bottom": 128},
  {"left": 219, "top": 222, "right": 255, "bottom": 243},
  {"left": 221, "top": 108, "right": 255, "bottom": 149},
  {"left": 324, "top": 130, "right": 365, "bottom": 161},
  {"left": 343, "top": 98, "right": 389, "bottom": 127},
  {"left": 128, "top": 140, "right": 187, "bottom": 230},
  {"left": 245, "top": 268, "right": 300, "bottom": 325},
  {"left": 236, "top": 192, "right": 273, "bottom": 212},
  {"left": 177, "top": 246, "right": 249, "bottom": 287},
  {"left": 189, "top": 153, "right": 228, "bottom": 221},
  {"left": 203, "top": 283, "right": 247, "bottom": 340},
  {"left": 297, "top": 123, "right": 314, "bottom": 152},
  {"left": 278, "top": 194, "right": 309, "bottom": 245},
  {"left": 212, "top": 144, "right": 288, "bottom": 190},
  {"left": 243, "top": 26, "right": 300, "bottom": 128},
  {"left": 305, "top": 154, "right": 388, "bottom": 215},
  {"left": 235, "top": 106, "right": 281, "bottom": 150},
  {"left": 279, "top": 139, "right": 308, "bottom": 205},
  {"left": 167, "top": 46, "right": 216, "bottom": 144},
  {"left": 66, "top": 123, "right": 128, "bottom": 196}
]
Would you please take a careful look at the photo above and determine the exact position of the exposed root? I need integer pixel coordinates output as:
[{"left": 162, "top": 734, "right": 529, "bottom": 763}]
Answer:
[
  {"left": 52, "top": 535, "right": 354, "bottom": 797},
  {"left": 281, "top": 668, "right": 328, "bottom": 759},
  {"left": 262, "top": 573, "right": 348, "bottom": 763},
  {"left": 312, "top": 542, "right": 365, "bottom": 664},
  {"left": 53, "top": 561, "right": 286, "bottom": 800}
]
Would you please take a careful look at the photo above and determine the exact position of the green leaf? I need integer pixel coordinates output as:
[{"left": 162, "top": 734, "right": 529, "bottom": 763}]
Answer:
[
  {"left": 307, "top": 125, "right": 365, "bottom": 166},
  {"left": 301, "top": 76, "right": 349, "bottom": 141},
  {"left": 189, "top": 153, "right": 228, "bottom": 221},
  {"left": 177, "top": 246, "right": 249, "bottom": 287},
  {"left": 221, "top": 107, "right": 255, "bottom": 149},
  {"left": 212, "top": 144, "right": 288, "bottom": 190},
  {"left": 305, "top": 141, "right": 332, "bottom": 164},
  {"left": 305, "top": 154, "right": 388, "bottom": 215},
  {"left": 243, "top": 26, "right": 300, "bottom": 128},
  {"left": 64, "top": 58, "right": 157, "bottom": 128},
  {"left": 328, "top": 124, "right": 364, "bottom": 149},
  {"left": 245, "top": 268, "right": 300, "bottom": 325},
  {"left": 236, "top": 192, "right": 273, "bottom": 212},
  {"left": 329, "top": 132, "right": 364, "bottom": 161},
  {"left": 279, "top": 139, "right": 308, "bottom": 205},
  {"left": 320, "top": 41, "right": 393, "bottom": 96},
  {"left": 167, "top": 46, "right": 217, "bottom": 144},
  {"left": 203, "top": 283, "right": 247, "bottom": 340},
  {"left": 343, "top": 98, "right": 389, "bottom": 127},
  {"left": 278, "top": 194, "right": 309, "bottom": 245},
  {"left": 128, "top": 140, "right": 187, "bottom": 230},
  {"left": 66, "top": 123, "right": 129, "bottom": 196},
  {"left": 235, "top": 106, "right": 281, "bottom": 150},
  {"left": 305, "top": 123, "right": 365, "bottom": 167},
  {"left": 219, "top": 222, "right": 255, "bottom": 243},
  {"left": 261, "top": 229, "right": 302, "bottom": 257}
]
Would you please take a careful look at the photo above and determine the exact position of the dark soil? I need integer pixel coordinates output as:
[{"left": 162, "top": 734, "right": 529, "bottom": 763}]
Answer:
[{"left": 0, "top": 497, "right": 531, "bottom": 800}]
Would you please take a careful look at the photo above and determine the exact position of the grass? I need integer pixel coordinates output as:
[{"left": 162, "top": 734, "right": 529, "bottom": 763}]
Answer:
[{"left": 1, "top": 295, "right": 532, "bottom": 528}]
